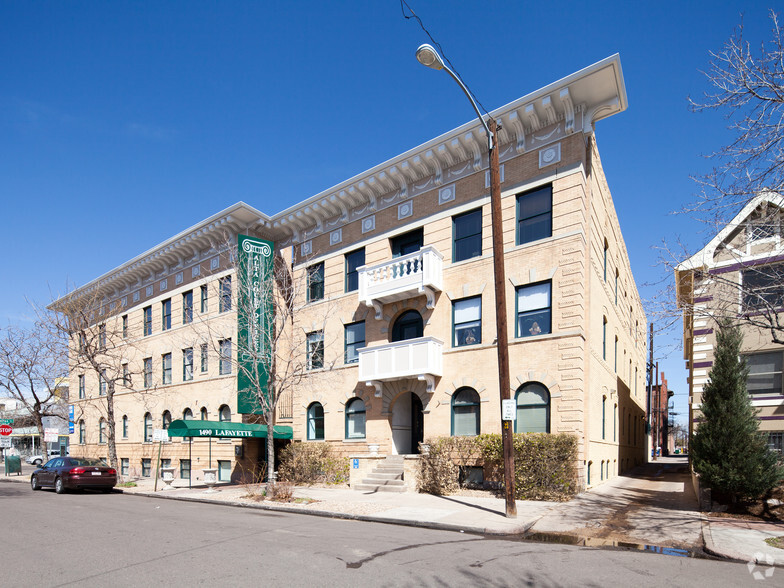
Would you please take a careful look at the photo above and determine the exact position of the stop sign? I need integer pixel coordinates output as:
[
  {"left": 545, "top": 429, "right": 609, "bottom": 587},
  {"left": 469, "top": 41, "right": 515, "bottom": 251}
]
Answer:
[{"left": 0, "top": 424, "right": 12, "bottom": 436}]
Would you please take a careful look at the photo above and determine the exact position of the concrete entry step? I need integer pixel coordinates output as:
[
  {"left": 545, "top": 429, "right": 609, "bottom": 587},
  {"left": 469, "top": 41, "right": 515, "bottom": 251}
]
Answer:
[
  {"left": 354, "top": 483, "right": 407, "bottom": 493},
  {"left": 355, "top": 455, "right": 407, "bottom": 492}
]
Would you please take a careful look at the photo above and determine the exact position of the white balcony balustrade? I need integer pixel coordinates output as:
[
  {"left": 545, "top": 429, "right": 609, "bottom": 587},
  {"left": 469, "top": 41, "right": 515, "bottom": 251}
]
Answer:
[
  {"left": 358, "top": 337, "right": 443, "bottom": 396},
  {"left": 358, "top": 246, "right": 443, "bottom": 319}
]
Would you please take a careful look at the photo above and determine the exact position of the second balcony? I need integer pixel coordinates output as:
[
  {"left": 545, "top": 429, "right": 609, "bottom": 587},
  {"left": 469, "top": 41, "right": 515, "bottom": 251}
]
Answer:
[{"left": 358, "top": 246, "right": 443, "bottom": 319}]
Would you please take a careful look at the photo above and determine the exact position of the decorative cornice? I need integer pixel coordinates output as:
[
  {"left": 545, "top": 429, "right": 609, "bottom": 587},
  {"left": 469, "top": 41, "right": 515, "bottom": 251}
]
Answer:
[{"left": 56, "top": 55, "right": 628, "bottom": 307}]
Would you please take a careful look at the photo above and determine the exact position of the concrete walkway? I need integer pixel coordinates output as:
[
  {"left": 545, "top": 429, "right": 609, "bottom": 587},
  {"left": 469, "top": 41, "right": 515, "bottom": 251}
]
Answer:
[{"left": 4, "top": 455, "right": 784, "bottom": 566}]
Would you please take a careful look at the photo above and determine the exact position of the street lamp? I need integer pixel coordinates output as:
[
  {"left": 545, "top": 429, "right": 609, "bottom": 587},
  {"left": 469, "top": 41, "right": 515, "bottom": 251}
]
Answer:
[{"left": 416, "top": 43, "right": 516, "bottom": 518}]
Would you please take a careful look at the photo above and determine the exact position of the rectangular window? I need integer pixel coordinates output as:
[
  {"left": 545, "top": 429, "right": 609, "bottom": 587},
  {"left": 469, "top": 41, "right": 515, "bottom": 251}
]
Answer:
[
  {"left": 200, "top": 343, "right": 208, "bottom": 373},
  {"left": 390, "top": 228, "right": 423, "bottom": 257},
  {"left": 307, "top": 331, "right": 324, "bottom": 370},
  {"left": 344, "top": 322, "right": 365, "bottom": 364},
  {"left": 143, "top": 357, "right": 152, "bottom": 388},
  {"left": 743, "top": 264, "right": 784, "bottom": 310},
  {"left": 218, "top": 460, "right": 231, "bottom": 481},
  {"left": 143, "top": 306, "right": 152, "bottom": 336},
  {"left": 200, "top": 285, "right": 208, "bottom": 313},
  {"left": 121, "top": 458, "right": 129, "bottom": 476},
  {"left": 141, "top": 459, "right": 151, "bottom": 477},
  {"left": 614, "top": 337, "right": 618, "bottom": 372},
  {"left": 180, "top": 459, "right": 191, "bottom": 479},
  {"left": 516, "top": 282, "right": 551, "bottom": 338},
  {"left": 162, "top": 299, "right": 172, "bottom": 330},
  {"left": 219, "top": 339, "right": 232, "bottom": 375},
  {"left": 99, "top": 370, "right": 107, "bottom": 396},
  {"left": 122, "top": 315, "right": 128, "bottom": 338},
  {"left": 453, "top": 209, "right": 482, "bottom": 263},
  {"left": 160, "top": 458, "right": 171, "bottom": 472},
  {"left": 122, "top": 363, "right": 130, "bottom": 386},
  {"left": 122, "top": 416, "right": 128, "bottom": 438},
  {"left": 602, "top": 318, "right": 607, "bottom": 360},
  {"left": 219, "top": 277, "right": 232, "bottom": 312},
  {"left": 615, "top": 271, "right": 619, "bottom": 305},
  {"left": 453, "top": 296, "right": 481, "bottom": 347},
  {"left": 78, "top": 375, "right": 85, "bottom": 399},
  {"left": 183, "top": 348, "right": 194, "bottom": 381},
  {"left": 345, "top": 249, "right": 365, "bottom": 293},
  {"left": 516, "top": 185, "right": 552, "bottom": 245},
  {"left": 746, "top": 352, "right": 783, "bottom": 396},
  {"left": 162, "top": 353, "right": 172, "bottom": 385},
  {"left": 98, "top": 324, "right": 106, "bottom": 350},
  {"left": 768, "top": 433, "right": 784, "bottom": 454},
  {"left": 307, "top": 262, "right": 324, "bottom": 302},
  {"left": 182, "top": 290, "right": 193, "bottom": 324}
]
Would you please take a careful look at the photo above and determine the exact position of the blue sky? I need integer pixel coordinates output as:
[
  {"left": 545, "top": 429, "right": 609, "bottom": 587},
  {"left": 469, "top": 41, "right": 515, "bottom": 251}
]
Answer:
[{"left": 1, "top": 1, "right": 777, "bottom": 425}]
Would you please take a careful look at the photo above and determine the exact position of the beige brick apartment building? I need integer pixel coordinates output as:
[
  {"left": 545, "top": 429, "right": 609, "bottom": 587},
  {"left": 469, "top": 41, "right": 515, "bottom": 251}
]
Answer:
[
  {"left": 676, "top": 192, "right": 784, "bottom": 452},
  {"left": 56, "top": 54, "right": 647, "bottom": 488}
]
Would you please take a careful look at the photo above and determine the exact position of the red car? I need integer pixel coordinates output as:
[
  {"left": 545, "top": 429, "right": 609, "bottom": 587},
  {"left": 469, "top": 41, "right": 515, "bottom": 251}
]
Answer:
[{"left": 31, "top": 457, "right": 117, "bottom": 494}]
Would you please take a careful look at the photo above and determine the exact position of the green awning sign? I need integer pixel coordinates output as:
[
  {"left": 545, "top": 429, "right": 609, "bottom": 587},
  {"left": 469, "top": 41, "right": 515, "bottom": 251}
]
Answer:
[
  {"left": 167, "top": 419, "right": 293, "bottom": 439},
  {"left": 237, "top": 234, "right": 274, "bottom": 415}
]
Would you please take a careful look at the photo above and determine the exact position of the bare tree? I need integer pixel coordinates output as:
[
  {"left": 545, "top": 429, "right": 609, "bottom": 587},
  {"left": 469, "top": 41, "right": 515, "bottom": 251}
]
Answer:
[
  {"left": 0, "top": 322, "right": 68, "bottom": 460},
  {"left": 192, "top": 235, "right": 340, "bottom": 481},
  {"left": 44, "top": 288, "right": 146, "bottom": 473},
  {"left": 687, "top": 9, "right": 784, "bottom": 224}
]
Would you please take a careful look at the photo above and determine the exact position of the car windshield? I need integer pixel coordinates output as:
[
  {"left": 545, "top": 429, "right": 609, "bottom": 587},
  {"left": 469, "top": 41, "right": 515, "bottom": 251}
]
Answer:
[{"left": 69, "top": 458, "right": 107, "bottom": 467}]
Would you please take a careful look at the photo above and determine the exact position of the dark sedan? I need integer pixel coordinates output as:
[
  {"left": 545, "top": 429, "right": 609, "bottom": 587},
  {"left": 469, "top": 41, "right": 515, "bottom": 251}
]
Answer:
[{"left": 31, "top": 457, "right": 117, "bottom": 494}]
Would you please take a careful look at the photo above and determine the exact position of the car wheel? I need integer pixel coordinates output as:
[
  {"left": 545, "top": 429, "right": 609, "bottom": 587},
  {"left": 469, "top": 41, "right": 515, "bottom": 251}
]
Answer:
[
  {"left": 55, "top": 477, "right": 66, "bottom": 494},
  {"left": 31, "top": 476, "right": 41, "bottom": 491},
  {"left": 33, "top": 459, "right": 42, "bottom": 466}
]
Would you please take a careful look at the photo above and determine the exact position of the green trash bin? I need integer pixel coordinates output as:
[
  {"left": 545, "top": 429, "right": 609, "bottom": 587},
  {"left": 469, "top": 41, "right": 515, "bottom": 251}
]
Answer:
[{"left": 4, "top": 455, "right": 22, "bottom": 476}]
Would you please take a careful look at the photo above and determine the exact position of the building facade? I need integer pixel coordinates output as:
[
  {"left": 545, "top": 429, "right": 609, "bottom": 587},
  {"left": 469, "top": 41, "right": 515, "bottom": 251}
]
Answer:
[
  {"left": 676, "top": 192, "right": 784, "bottom": 453},
  {"left": 57, "top": 54, "right": 647, "bottom": 488}
]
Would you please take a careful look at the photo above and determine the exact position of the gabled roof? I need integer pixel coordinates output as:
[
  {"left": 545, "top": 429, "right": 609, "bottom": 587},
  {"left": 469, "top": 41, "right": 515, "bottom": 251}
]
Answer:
[{"left": 676, "top": 191, "right": 784, "bottom": 272}]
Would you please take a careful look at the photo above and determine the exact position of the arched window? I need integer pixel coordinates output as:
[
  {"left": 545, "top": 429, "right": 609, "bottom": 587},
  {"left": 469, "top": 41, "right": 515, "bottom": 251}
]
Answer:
[
  {"left": 391, "top": 310, "right": 423, "bottom": 342},
  {"left": 307, "top": 402, "right": 324, "bottom": 441},
  {"left": 183, "top": 408, "right": 193, "bottom": 420},
  {"left": 144, "top": 413, "right": 152, "bottom": 442},
  {"left": 345, "top": 398, "right": 366, "bottom": 439},
  {"left": 515, "top": 382, "right": 550, "bottom": 433},
  {"left": 218, "top": 405, "right": 231, "bottom": 422},
  {"left": 200, "top": 407, "right": 208, "bottom": 420},
  {"left": 162, "top": 410, "right": 171, "bottom": 430},
  {"left": 79, "top": 420, "right": 85, "bottom": 444},
  {"left": 451, "top": 387, "right": 480, "bottom": 436},
  {"left": 99, "top": 418, "right": 106, "bottom": 444},
  {"left": 122, "top": 415, "right": 128, "bottom": 438}
]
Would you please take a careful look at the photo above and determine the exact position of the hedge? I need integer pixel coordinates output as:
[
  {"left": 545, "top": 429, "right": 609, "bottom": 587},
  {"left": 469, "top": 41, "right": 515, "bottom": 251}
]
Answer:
[
  {"left": 417, "top": 433, "right": 578, "bottom": 501},
  {"left": 278, "top": 442, "right": 350, "bottom": 485}
]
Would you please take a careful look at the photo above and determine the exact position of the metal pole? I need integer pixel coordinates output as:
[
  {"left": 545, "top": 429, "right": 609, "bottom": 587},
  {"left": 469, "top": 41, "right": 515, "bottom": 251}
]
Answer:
[
  {"left": 647, "top": 323, "right": 653, "bottom": 460},
  {"left": 488, "top": 118, "right": 516, "bottom": 518},
  {"left": 189, "top": 437, "right": 192, "bottom": 489}
]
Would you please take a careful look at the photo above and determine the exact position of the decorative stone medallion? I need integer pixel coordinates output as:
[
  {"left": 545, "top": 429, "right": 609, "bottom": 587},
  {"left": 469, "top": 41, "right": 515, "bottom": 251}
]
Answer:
[{"left": 539, "top": 143, "right": 561, "bottom": 168}]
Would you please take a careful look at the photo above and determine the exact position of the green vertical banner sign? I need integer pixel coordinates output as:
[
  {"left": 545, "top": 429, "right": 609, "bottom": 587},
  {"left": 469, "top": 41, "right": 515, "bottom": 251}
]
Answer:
[{"left": 237, "top": 234, "right": 274, "bottom": 414}]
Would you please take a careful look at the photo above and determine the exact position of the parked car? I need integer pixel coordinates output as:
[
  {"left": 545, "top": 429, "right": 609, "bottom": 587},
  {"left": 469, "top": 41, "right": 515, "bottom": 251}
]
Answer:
[
  {"left": 30, "top": 457, "right": 117, "bottom": 494},
  {"left": 26, "top": 449, "right": 69, "bottom": 466}
]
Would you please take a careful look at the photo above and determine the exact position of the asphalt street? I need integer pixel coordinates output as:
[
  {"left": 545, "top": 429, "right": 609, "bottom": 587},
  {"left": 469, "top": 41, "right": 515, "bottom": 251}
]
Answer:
[{"left": 0, "top": 481, "right": 764, "bottom": 587}]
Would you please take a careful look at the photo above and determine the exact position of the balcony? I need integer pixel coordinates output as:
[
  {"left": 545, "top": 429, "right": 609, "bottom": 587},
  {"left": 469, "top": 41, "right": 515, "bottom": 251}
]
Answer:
[
  {"left": 358, "top": 246, "right": 443, "bottom": 319},
  {"left": 358, "top": 337, "right": 443, "bottom": 396}
]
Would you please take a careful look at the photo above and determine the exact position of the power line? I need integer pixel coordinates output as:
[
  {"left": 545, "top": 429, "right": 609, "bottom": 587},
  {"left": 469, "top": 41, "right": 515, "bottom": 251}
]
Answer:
[{"left": 400, "top": 0, "right": 492, "bottom": 119}]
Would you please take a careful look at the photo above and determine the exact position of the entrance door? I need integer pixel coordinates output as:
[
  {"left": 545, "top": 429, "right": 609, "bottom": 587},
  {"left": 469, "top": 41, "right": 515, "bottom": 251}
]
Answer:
[{"left": 391, "top": 392, "right": 424, "bottom": 454}]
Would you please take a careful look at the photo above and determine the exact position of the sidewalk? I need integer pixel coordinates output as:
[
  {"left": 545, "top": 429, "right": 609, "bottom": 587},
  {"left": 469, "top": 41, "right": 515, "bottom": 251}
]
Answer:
[{"left": 4, "top": 456, "right": 784, "bottom": 565}]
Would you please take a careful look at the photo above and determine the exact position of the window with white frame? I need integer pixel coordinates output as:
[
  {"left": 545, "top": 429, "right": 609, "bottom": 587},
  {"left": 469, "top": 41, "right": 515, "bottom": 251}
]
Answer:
[
  {"left": 516, "top": 282, "right": 551, "bottom": 338},
  {"left": 345, "top": 398, "right": 366, "bottom": 439},
  {"left": 453, "top": 296, "right": 481, "bottom": 347},
  {"left": 219, "top": 339, "right": 232, "bottom": 375},
  {"left": 307, "top": 331, "right": 324, "bottom": 370},
  {"left": 746, "top": 351, "right": 783, "bottom": 396}
]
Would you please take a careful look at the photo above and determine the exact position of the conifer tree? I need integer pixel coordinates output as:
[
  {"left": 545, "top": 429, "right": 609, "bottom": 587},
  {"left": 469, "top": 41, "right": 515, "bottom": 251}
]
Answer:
[{"left": 691, "top": 319, "right": 783, "bottom": 502}]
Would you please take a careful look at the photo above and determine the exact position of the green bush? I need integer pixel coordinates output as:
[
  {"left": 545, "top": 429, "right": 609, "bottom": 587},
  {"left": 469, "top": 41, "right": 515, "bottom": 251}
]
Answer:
[
  {"left": 418, "top": 433, "right": 578, "bottom": 501},
  {"left": 278, "top": 442, "right": 349, "bottom": 485}
]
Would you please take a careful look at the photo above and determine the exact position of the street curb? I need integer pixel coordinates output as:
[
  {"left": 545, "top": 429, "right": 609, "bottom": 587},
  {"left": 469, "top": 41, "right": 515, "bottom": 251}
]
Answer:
[
  {"left": 120, "top": 488, "right": 536, "bottom": 536},
  {"left": 701, "top": 517, "right": 784, "bottom": 568}
]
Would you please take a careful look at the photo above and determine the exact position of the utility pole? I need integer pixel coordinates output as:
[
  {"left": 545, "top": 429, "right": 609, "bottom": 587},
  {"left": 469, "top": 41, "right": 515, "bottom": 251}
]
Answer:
[{"left": 646, "top": 323, "right": 654, "bottom": 460}]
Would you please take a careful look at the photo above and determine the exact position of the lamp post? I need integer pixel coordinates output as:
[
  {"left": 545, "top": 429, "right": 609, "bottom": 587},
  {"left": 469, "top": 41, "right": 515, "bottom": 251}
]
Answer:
[{"left": 416, "top": 44, "right": 516, "bottom": 518}]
